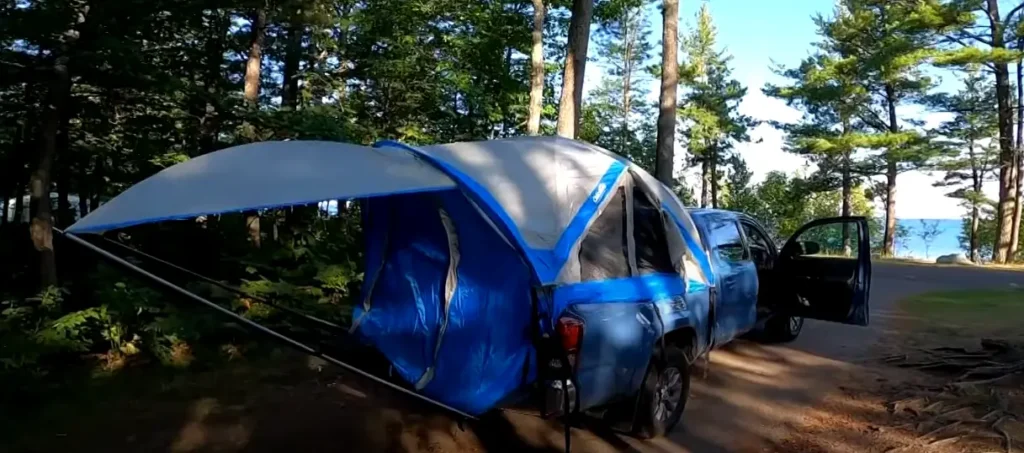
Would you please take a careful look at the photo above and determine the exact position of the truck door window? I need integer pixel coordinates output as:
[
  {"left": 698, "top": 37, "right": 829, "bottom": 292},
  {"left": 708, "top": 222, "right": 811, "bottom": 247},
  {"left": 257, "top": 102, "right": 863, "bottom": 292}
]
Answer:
[
  {"left": 579, "top": 186, "right": 630, "bottom": 281},
  {"left": 632, "top": 186, "right": 674, "bottom": 274},
  {"left": 741, "top": 222, "right": 772, "bottom": 268},
  {"left": 708, "top": 218, "right": 748, "bottom": 262}
]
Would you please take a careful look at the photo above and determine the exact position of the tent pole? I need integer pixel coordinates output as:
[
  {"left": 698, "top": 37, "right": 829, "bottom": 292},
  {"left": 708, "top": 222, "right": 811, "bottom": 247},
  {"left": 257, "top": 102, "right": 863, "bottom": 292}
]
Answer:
[
  {"left": 58, "top": 229, "right": 476, "bottom": 421},
  {"left": 97, "top": 236, "right": 345, "bottom": 332}
]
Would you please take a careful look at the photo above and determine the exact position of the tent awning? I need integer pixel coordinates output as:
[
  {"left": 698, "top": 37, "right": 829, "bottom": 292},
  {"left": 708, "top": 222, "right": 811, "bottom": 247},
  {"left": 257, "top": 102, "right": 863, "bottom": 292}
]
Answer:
[{"left": 67, "top": 141, "right": 456, "bottom": 234}]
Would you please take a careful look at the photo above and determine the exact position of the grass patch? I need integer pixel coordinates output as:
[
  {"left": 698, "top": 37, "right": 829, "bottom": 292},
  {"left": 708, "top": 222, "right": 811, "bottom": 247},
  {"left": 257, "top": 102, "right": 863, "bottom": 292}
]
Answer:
[
  {"left": 877, "top": 256, "right": 1024, "bottom": 272},
  {"left": 900, "top": 289, "right": 1024, "bottom": 339}
]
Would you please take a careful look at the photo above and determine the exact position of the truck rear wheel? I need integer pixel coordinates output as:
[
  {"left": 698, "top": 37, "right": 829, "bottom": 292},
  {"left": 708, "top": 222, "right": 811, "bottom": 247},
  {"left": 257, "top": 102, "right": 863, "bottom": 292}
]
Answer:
[
  {"left": 633, "top": 345, "right": 690, "bottom": 439},
  {"left": 762, "top": 314, "right": 803, "bottom": 343}
]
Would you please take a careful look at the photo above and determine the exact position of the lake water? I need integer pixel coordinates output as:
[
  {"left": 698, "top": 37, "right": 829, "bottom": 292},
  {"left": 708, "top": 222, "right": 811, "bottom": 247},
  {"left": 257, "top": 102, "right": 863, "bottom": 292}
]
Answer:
[{"left": 894, "top": 218, "right": 964, "bottom": 259}]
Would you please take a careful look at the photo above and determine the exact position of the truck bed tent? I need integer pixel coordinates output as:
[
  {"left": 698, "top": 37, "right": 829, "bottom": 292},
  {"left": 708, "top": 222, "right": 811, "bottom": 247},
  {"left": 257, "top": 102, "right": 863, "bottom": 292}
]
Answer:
[{"left": 66, "top": 137, "right": 712, "bottom": 416}]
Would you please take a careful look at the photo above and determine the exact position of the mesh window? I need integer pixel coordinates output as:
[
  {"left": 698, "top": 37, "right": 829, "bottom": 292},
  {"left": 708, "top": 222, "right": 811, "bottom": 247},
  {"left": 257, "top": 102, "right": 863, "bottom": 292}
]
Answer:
[
  {"left": 632, "top": 187, "right": 675, "bottom": 274},
  {"left": 579, "top": 187, "right": 629, "bottom": 281}
]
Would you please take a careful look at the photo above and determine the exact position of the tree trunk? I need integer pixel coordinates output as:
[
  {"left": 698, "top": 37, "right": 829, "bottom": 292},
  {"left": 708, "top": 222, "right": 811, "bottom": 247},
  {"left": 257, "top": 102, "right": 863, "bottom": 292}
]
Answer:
[
  {"left": 78, "top": 189, "right": 88, "bottom": 218},
  {"left": 32, "top": 58, "right": 71, "bottom": 288},
  {"left": 282, "top": 23, "right": 302, "bottom": 109},
  {"left": 1, "top": 189, "right": 8, "bottom": 226},
  {"left": 14, "top": 186, "right": 24, "bottom": 224},
  {"left": 700, "top": 157, "right": 709, "bottom": 208},
  {"left": 243, "top": 7, "right": 266, "bottom": 247},
  {"left": 883, "top": 162, "right": 897, "bottom": 257},
  {"left": 527, "top": 0, "right": 545, "bottom": 135},
  {"left": 30, "top": 2, "right": 88, "bottom": 288},
  {"left": 841, "top": 151, "right": 852, "bottom": 255},
  {"left": 882, "top": 84, "right": 899, "bottom": 257},
  {"left": 1011, "top": 52, "right": 1024, "bottom": 260},
  {"left": 243, "top": 7, "right": 267, "bottom": 106},
  {"left": 988, "top": 0, "right": 1015, "bottom": 263},
  {"left": 555, "top": 0, "right": 594, "bottom": 138},
  {"left": 196, "top": 11, "right": 228, "bottom": 155},
  {"left": 55, "top": 120, "right": 72, "bottom": 228},
  {"left": 654, "top": 0, "right": 679, "bottom": 187},
  {"left": 970, "top": 138, "right": 981, "bottom": 262},
  {"left": 710, "top": 147, "right": 719, "bottom": 208}
]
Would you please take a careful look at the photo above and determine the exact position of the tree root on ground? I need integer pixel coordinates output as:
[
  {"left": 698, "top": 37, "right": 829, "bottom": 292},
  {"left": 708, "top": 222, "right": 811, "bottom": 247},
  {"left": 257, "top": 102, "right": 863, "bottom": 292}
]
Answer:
[{"left": 880, "top": 339, "right": 1023, "bottom": 452}]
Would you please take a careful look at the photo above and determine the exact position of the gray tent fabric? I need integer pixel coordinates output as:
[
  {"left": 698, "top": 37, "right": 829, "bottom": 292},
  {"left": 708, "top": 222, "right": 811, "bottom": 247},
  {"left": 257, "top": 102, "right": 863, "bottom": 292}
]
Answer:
[
  {"left": 418, "top": 137, "right": 621, "bottom": 249},
  {"left": 68, "top": 136, "right": 711, "bottom": 287},
  {"left": 67, "top": 141, "right": 455, "bottom": 234}
]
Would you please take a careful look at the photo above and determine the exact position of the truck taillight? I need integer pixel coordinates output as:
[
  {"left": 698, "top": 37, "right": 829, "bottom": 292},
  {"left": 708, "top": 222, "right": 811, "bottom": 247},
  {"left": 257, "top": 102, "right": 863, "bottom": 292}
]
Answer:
[{"left": 556, "top": 317, "right": 584, "bottom": 353}]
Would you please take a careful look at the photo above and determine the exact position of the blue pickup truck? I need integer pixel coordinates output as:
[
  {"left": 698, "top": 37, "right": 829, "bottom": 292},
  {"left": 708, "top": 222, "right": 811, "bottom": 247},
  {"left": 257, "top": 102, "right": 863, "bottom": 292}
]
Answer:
[{"left": 544, "top": 209, "right": 871, "bottom": 438}]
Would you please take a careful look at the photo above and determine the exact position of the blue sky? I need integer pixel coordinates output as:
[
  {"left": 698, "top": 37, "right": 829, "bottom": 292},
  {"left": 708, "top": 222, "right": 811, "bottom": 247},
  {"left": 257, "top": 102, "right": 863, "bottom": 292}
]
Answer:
[{"left": 582, "top": 0, "right": 1004, "bottom": 220}]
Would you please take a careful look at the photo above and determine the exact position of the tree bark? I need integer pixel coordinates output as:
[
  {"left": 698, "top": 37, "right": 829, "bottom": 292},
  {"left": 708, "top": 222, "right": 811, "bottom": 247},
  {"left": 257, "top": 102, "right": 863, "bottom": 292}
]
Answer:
[
  {"left": 14, "top": 185, "right": 24, "bottom": 224},
  {"left": 555, "top": 0, "right": 594, "bottom": 138},
  {"left": 30, "top": 2, "right": 88, "bottom": 288},
  {"left": 243, "top": 7, "right": 267, "bottom": 106},
  {"left": 1, "top": 188, "right": 8, "bottom": 226},
  {"left": 1010, "top": 52, "right": 1024, "bottom": 260},
  {"left": 195, "top": 11, "right": 228, "bottom": 155},
  {"left": 710, "top": 146, "right": 719, "bottom": 208},
  {"left": 988, "top": 0, "right": 1016, "bottom": 263},
  {"left": 527, "top": 0, "right": 546, "bottom": 135},
  {"left": 970, "top": 138, "right": 981, "bottom": 263},
  {"left": 841, "top": 151, "right": 852, "bottom": 254},
  {"left": 882, "top": 84, "right": 899, "bottom": 257},
  {"left": 700, "top": 157, "right": 709, "bottom": 208},
  {"left": 282, "top": 23, "right": 302, "bottom": 109},
  {"left": 243, "top": 7, "right": 266, "bottom": 247},
  {"left": 655, "top": 0, "right": 679, "bottom": 187}
]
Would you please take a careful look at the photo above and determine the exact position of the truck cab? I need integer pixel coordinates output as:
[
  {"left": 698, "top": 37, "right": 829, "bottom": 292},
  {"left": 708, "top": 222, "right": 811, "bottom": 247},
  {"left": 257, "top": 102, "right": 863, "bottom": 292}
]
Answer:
[{"left": 545, "top": 207, "right": 872, "bottom": 438}]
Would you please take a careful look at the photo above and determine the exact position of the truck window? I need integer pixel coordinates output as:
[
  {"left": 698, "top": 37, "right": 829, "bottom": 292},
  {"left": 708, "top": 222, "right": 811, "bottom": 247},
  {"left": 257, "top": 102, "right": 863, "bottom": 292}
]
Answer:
[
  {"left": 741, "top": 221, "right": 773, "bottom": 268},
  {"left": 708, "top": 217, "right": 748, "bottom": 263},
  {"left": 632, "top": 186, "right": 674, "bottom": 274},
  {"left": 579, "top": 186, "right": 630, "bottom": 281}
]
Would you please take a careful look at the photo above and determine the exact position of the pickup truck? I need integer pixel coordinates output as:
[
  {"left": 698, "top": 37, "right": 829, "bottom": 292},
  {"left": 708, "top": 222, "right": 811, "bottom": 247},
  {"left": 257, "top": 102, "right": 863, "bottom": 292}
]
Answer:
[{"left": 544, "top": 208, "right": 872, "bottom": 438}]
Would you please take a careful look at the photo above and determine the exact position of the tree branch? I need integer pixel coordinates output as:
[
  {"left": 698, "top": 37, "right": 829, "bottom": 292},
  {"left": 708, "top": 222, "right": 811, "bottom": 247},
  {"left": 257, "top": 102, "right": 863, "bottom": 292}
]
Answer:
[{"left": 1006, "top": 4, "right": 1024, "bottom": 24}]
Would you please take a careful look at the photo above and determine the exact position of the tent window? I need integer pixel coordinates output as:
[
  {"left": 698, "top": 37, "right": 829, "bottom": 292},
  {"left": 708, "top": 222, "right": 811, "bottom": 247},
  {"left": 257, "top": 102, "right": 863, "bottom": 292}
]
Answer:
[
  {"left": 579, "top": 186, "right": 629, "bottom": 281},
  {"left": 632, "top": 186, "right": 674, "bottom": 274}
]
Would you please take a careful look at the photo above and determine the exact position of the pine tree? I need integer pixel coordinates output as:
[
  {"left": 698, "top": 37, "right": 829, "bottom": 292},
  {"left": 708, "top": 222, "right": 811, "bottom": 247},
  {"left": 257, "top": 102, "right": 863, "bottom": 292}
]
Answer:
[
  {"left": 928, "top": 70, "right": 1000, "bottom": 262},
  {"left": 679, "top": 4, "right": 749, "bottom": 208},
  {"left": 935, "top": 0, "right": 1024, "bottom": 262},
  {"left": 584, "top": 0, "right": 655, "bottom": 167},
  {"left": 822, "top": 0, "right": 963, "bottom": 256}
]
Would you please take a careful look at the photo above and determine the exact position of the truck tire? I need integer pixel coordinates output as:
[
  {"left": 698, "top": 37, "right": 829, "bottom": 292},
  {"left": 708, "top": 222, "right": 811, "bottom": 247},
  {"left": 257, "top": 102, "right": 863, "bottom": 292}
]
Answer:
[
  {"left": 633, "top": 345, "right": 690, "bottom": 439},
  {"left": 762, "top": 314, "right": 803, "bottom": 343}
]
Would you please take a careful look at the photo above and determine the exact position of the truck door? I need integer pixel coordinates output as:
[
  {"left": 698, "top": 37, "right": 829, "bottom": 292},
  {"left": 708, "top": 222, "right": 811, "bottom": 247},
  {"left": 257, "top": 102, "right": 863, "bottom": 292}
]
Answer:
[
  {"left": 699, "top": 213, "right": 758, "bottom": 344},
  {"left": 775, "top": 217, "right": 871, "bottom": 326}
]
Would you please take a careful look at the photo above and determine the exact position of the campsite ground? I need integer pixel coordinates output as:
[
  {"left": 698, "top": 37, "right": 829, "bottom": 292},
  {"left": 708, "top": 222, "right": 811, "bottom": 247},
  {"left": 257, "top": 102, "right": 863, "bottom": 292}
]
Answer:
[{"left": 4, "top": 261, "right": 1024, "bottom": 453}]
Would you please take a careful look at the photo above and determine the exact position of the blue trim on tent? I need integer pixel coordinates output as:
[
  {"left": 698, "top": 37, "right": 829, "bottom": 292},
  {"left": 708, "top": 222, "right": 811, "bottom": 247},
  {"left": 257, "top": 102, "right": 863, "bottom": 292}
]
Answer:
[
  {"left": 66, "top": 185, "right": 455, "bottom": 234},
  {"left": 373, "top": 140, "right": 546, "bottom": 284},
  {"left": 538, "top": 160, "right": 626, "bottom": 282},
  {"left": 551, "top": 273, "right": 700, "bottom": 317},
  {"left": 664, "top": 207, "right": 715, "bottom": 286}
]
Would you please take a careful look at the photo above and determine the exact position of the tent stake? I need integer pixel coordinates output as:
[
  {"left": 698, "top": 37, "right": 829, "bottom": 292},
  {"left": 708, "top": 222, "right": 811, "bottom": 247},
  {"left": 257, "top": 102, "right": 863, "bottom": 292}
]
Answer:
[{"left": 59, "top": 229, "right": 476, "bottom": 421}]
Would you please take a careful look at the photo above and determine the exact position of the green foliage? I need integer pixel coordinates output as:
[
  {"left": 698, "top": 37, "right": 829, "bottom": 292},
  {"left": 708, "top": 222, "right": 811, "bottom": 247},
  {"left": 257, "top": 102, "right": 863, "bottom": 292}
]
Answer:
[
  {"left": 582, "top": 0, "right": 656, "bottom": 171},
  {"left": 724, "top": 170, "right": 880, "bottom": 243},
  {"left": 678, "top": 4, "right": 751, "bottom": 206},
  {"left": 960, "top": 201, "right": 1024, "bottom": 262}
]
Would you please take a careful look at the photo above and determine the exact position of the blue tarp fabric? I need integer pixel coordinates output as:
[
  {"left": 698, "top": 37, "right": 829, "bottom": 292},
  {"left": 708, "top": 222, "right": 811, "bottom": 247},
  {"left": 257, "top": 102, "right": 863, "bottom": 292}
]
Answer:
[{"left": 354, "top": 190, "right": 535, "bottom": 415}]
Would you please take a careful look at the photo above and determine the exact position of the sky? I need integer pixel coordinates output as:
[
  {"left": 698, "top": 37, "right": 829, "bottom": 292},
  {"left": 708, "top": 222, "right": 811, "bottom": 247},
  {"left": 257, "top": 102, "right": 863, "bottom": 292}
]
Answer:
[{"left": 581, "top": 0, "right": 1003, "bottom": 220}]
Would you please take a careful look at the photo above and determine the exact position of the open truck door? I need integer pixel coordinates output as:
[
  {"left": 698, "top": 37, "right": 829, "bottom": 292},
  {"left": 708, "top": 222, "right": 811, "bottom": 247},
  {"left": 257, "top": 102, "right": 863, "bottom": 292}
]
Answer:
[{"left": 775, "top": 216, "right": 871, "bottom": 326}]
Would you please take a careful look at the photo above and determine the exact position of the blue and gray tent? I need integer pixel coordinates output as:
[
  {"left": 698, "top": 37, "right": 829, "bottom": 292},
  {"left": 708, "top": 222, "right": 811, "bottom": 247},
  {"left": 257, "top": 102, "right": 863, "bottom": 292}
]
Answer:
[{"left": 67, "top": 136, "right": 713, "bottom": 415}]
